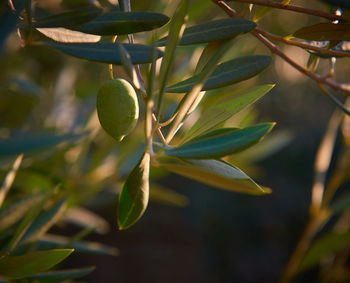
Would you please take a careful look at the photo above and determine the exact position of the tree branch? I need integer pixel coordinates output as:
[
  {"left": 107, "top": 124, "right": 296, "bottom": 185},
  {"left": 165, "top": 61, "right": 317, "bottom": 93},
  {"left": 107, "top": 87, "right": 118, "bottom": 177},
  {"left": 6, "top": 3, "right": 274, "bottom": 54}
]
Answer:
[
  {"left": 227, "top": 0, "right": 349, "bottom": 22},
  {"left": 211, "top": 0, "right": 350, "bottom": 96},
  {"left": 256, "top": 28, "right": 350, "bottom": 58}
]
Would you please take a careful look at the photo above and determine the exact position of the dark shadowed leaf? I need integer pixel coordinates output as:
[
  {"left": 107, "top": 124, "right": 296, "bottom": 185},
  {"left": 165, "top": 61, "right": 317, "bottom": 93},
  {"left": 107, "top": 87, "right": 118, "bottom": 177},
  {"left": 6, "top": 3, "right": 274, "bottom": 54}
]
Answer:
[
  {"left": 41, "top": 41, "right": 163, "bottom": 64},
  {"left": 0, "top": 249, "right": 73, "bottom": 279},
  {"left": 166, "top": 123, "right": 275, "bottom": 159},
  {"left": 0, "top": 132, "right": 83, "bottom": 157},
  {"left": 156, "top": 156, "right": 270, "bottom": 195},
  {"left": 73, "top": 11, "right": 169, "bottom": 35},
  {"left": 157, "top": 18, "right": 256, "bottom": 46},
  {"left": 181, "top": 85, "right": 274, "bottom": 143},
  {"left": 117, "top": 153, "right": 150, "bottom": 230},
  {"left": 294, "top": 23, "right": 350, "bottom": 41},
  {"left": 31, "top": 8, "right": 101, "bottom": 28},
  {"left": 27, "top": 266, "right": 95, "bottom": 282},
  {"left": 166, "top": 55, "right": 271, "bottom": 93},
  {"left": 298, "top": 229, "right": 350, "bottom": 272}
]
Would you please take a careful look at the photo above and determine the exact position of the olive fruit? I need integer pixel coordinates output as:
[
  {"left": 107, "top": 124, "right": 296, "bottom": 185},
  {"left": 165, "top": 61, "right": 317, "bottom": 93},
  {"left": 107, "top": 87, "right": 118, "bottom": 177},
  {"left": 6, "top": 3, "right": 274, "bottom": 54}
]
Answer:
[{"left": 97, "top": 78, "right": 139, "bottom": 141}]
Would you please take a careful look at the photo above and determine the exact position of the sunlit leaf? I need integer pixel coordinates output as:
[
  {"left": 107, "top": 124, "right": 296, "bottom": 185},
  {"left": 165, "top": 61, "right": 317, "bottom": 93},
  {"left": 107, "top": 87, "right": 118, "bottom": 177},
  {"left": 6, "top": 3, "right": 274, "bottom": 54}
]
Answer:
[
  {"left": 293, "top": 23, "right": 350, "bottom": 41},
  {"left": 157, "top": 18, "right": 255, "bottom": 46},
  {"left": 182, "top": 85, "right": 274, "bottom": 143},
  {"left": 166, "top": 55, "right": 271, "bottom": 93},
  {"left": 156, "top": 156, "right": 270, "bottom": 195},
  {"left": 36, "top": 27, "right": 101, "bottom": 43},
  {"left": 195, "top": 41, "right": 225, "bottom": 73},
  {"left": 73, "top": 11, "right": 169, "bottom": 35},
  {"left": 0, "top": 249, "right": 73, "bottom": 279},
  {"left": 0, "top": 132, "right": 83, "bottom": 157},
  {"left": 27, "top": 266, "right": 95, "bottom": 282},
  {"left": 41, "top": 41, "right": 163, "bottom": 64},
  {"left": 166, "top": 123, "right": 275, "bottom": 159},
  {"left": 298, "top": 229, "right": 350, "bottom": 272},
  {"left": 117, "top": 152, "right": 150, "bottom": 230},
  {"left": 157, "top": 0, "right": 190, "bottom": 118}
]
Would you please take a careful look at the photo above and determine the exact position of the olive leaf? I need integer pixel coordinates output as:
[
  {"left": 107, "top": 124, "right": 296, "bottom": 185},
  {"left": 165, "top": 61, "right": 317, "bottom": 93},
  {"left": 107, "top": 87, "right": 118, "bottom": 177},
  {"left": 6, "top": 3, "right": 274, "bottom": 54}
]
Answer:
[{"left": 117, "top": 152, "right": 150, "bottom": 230}]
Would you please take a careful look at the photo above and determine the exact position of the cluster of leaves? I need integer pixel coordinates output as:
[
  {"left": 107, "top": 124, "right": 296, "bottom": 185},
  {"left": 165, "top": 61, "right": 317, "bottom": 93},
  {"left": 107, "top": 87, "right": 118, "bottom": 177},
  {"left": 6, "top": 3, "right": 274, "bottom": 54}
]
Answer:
[{"left": 0, "top": 0, "right": 279, "bottom": 279}]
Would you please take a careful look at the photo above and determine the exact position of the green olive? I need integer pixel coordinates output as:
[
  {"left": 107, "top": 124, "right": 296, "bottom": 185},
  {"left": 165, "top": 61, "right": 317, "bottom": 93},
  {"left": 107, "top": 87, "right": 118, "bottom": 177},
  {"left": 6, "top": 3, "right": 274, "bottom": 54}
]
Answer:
[{"left": 97, "top": 78, "right": 139, "bottom": 141}]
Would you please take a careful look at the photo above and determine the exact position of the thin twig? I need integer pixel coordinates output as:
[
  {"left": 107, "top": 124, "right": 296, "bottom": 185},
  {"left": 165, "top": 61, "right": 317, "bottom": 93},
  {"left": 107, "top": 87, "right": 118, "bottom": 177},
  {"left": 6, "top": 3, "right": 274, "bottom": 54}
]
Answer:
[
  {"left": 252, "top": 30, "right": 350, "bottom": 95},
  {"left": 318, "top": 83, "right": 350, "bottom": 116},
  {"left": 227, "top": 0, "right": 349, "bottom": 22},
  {"left": 212, "top": 0, "right": 350, "bottom": 96},
  {"left": 256, "top": 28, "right": 350, "bottom": 58}
]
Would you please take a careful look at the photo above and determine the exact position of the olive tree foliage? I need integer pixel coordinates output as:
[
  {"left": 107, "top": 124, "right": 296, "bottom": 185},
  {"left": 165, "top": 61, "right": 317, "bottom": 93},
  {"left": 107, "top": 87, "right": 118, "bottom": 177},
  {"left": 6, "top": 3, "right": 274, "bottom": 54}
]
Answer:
[{"left": 0, "top": 0, "right": 349, "bottom": 281}]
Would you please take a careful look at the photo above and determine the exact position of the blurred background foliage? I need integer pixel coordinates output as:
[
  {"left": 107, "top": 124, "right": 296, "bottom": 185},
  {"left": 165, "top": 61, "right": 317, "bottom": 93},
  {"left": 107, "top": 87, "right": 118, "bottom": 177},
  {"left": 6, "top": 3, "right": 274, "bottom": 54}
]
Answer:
[{"left": 0, "top": 0, "right": 350, "bottom": 282}]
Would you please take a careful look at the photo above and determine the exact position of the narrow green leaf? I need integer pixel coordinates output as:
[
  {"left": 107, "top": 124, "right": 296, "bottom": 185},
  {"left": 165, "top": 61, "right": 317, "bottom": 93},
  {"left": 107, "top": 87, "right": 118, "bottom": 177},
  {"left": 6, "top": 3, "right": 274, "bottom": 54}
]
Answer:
[
  {"left": 157, "top": 18, "right": 256, "bottom": 46},
  {"left": 157, "top": 156, "right": 270, "bottom": 195},
  {"left": 31, "top": 8, "right": 101, "bottom": 28},
  {"left": 156, "top": 0, "right": 189, "bottom": 120},
  {"left": 182, "top": 85, "right": 274, "bottom": 143},
  {"left": 166, "top": 123, "right": 275, "bottom": 159},
  {"left": 27, "top": 266, "right": 95, "bottom": 282},
  {"left": 298, "top": 230, "right": 350, "bottom": 272},
  {"left": 72, "top": 11, "right": 169, "bottom": 35},
  {"left": 0, "top": 192, "right": 48, "bottom": 231},
  {"left": 21, "top": 198, "right": 67, "bottom": 243},
  {"left": 195, "top": 41, "right": 225, "bottom": 73},
  {"left": 166, "top": 55, "right": 271, "bottom": 93},
  {"left": 165, "top": 40, "right": 233, "bottom": 143},
  {"left": 117, "top": 153, "right": 150, "bottom": 230},
  {"left": 293, "top": 23, "right": 350, "bottom": 41},
  {"left": 36, "top": 27, "right": 101, "bottom": 43},
  {"left": 0, "top": 132, "right": 83, "bottom": 157},
  {"left": 0, "top": 249, "right": 73, "bottom": 279},
  {"left": 41, "top": 41, "right": 163, "bottom": 64}
]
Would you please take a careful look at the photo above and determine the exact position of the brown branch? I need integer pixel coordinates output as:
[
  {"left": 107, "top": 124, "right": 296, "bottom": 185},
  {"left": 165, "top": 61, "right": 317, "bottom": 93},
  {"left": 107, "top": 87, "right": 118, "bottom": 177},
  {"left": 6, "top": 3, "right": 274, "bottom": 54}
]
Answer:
[
  {"left": 227, "top": 0, "right": 349, "bottom": 22},
  {"left": 211, "top": 0, "right": 350, "bottom": 96},
  {"left": 256, "top": 28, "right": 350, "bottom": 58}
]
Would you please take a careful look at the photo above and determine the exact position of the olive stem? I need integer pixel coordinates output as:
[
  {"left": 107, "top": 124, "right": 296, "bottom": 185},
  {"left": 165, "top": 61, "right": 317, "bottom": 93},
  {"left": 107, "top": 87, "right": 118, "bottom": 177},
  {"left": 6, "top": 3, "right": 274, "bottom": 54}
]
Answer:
[{"left": 108, "top": 36, "right": 118, "bottom": 80}]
